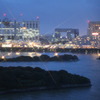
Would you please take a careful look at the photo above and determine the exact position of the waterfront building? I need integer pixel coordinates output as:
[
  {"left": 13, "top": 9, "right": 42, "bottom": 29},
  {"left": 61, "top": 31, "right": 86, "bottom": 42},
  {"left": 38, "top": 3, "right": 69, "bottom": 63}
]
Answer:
[
  {"left": 53, "top": 28, "right": 79, "bottom": 42},
  {"left": 72, "top": 35, "right": 100, "bottom": 48},
  {"left": 88, "top": 21, "right": 100, "bottom": 36},
  {"left": 0, "top": 18, "right": 40, "bottom": 41}
]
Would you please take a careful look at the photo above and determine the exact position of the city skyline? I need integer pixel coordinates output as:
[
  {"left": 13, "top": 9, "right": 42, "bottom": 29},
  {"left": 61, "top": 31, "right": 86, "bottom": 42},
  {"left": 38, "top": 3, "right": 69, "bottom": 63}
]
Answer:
[{"left": 0, "top": 0, "right": 100, "bottom": 36}]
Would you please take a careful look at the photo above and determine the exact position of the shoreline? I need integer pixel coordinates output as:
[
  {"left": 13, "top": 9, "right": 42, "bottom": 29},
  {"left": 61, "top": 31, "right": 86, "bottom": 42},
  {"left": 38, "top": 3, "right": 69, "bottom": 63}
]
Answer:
[
  {"left": 0, "top": 83, "right": 91, "bottom": 94},
  {"left": 0, "top": 54, "right": 79, "bottom": 62},
  {"left": 0, "top": 47, "right": 100, "bottom": 54}
]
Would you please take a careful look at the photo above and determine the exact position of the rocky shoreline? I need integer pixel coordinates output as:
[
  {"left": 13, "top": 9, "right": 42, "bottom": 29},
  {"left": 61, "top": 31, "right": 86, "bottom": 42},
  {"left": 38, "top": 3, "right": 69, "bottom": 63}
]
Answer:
[
  {"left": 97, "top": 57, "right": 100, "bottom": 60},
  {"left": 0, "top": 84, "right": 91, "bottom": 94},
  {"left": 0, "top": 54, "right": 79, "bottom": 62}
]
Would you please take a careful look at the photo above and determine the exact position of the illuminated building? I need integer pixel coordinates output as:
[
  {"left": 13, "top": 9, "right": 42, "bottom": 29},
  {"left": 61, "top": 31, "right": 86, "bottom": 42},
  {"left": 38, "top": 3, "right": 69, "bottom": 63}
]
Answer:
[
  {"left": 88, "top": 21, "right": 100, "bottom": 36},
  {"left": 0, "top": 18, "right": 40, "bottom": 41},
  {"left": 54, "top": 28, "right": 79, "bottom": 41}
]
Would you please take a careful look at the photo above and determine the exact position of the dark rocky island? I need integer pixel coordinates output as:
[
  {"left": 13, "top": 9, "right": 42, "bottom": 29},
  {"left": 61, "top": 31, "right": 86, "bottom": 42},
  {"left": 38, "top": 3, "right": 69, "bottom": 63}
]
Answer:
[
  {"left": 0, "top": 66, "right": 91, "bottom": 94},
  {"left": 0, "top": 54, "right": 79, "bottom": 62}
]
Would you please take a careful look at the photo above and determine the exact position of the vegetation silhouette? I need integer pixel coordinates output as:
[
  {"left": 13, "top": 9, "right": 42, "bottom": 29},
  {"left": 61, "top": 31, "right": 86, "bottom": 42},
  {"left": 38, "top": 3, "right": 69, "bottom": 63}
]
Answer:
[
  {"left": 0, "top": 66, "right": 91, "bottom": 93},
  {"left": 0, "top": 54, "right": 79, "bottom": 62}
]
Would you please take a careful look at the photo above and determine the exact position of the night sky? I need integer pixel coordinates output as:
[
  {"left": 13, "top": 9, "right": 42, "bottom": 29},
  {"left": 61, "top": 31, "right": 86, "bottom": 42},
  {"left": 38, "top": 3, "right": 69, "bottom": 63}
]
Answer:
[{"left": 0, "top": 0, "right": 100, "bottom": 36}]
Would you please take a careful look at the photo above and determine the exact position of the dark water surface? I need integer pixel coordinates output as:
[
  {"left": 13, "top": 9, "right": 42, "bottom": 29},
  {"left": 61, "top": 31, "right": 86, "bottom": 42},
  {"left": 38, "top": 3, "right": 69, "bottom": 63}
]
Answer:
[{"left": 0, "top": 53, "right": 100, "bottom": 100}]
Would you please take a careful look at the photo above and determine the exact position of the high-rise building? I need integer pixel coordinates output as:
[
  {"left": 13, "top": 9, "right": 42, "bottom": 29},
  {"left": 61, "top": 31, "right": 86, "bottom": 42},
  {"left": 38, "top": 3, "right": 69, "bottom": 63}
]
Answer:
[{"left": 88, "top": 21, "right": 100, "bottom": 36}]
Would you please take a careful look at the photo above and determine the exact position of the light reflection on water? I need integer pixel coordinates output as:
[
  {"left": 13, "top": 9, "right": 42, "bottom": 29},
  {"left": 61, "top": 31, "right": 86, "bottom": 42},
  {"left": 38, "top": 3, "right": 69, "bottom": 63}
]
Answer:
[
  {"left": 0, "top": 53, "right": 100, "bottom": 100},
  {"left": 0, "top": 52, "right": 42, "bottom": 58}
]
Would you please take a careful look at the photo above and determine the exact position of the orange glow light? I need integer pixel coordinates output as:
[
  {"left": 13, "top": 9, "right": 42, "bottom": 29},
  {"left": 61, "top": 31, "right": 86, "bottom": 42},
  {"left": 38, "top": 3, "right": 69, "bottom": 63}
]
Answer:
[
  {"left": 92, "top": 33, "right": 99, "bottom": 36},
  {"left": 22, "top": 27, "right": 27, "bottom": 29}
]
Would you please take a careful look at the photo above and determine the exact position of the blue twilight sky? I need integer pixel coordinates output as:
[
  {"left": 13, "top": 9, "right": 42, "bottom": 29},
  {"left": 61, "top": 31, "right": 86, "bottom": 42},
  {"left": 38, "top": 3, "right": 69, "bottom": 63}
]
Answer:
[{"left": 0, "top": 0, "right": 100, "bottom": 36}]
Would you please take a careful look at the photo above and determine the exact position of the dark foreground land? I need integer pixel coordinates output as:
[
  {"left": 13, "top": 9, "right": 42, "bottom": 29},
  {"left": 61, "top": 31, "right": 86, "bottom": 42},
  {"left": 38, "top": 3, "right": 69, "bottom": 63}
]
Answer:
[
  {"left": 0, "top": 54, "right": 78, "bottom": 62},
  {"left": 0, "top": 66, "right": 91, "bottom": 94}
]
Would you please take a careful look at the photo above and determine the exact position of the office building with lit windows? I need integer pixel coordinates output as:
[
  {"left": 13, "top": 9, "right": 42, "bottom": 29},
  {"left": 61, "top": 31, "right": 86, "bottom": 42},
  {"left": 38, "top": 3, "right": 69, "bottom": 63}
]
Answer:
[
  {"left": 53, "top": 28, "right": 79, "bottom": 42},
  {"left": 0, "top": 18, "right": 40, "bottom": 41},
  {"left": 88, "top": 21, "right": 100, "bottom": 36}
]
